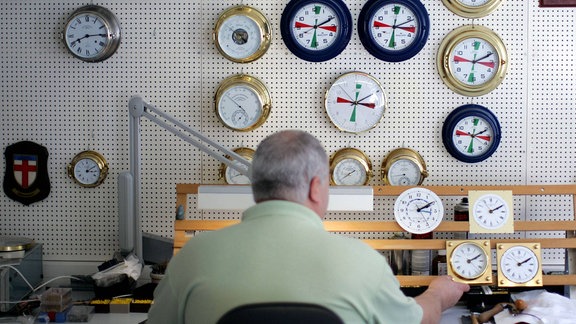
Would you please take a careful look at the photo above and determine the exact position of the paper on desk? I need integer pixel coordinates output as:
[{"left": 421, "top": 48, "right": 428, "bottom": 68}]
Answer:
[{"left": 494, "top": 290, "right": 576, "bottom": 324}]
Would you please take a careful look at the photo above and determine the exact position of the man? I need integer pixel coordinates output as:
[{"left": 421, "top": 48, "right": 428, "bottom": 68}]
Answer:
[{"left": 147, "top": 130, "right": 469, "bottom": 323}]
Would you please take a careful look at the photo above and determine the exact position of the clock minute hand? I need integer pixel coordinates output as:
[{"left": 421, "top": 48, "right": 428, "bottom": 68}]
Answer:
[
  {"left": 472, "top": 52, "right": 494, "bottom": 64},
  {"left": 468, "top": 254, "right": 482, "bottom": 263},
  {"left": 518, "top": 257, "right": 532, "bottom": 266},
  {"left": 489, "top": 204, "right": 504, "bottom": 213},
  {"left": 315, "top": 16, "right": 334, "bottom": 28},
  {"left": 416, "top": 201, "right": 434, "bottom": 212}
]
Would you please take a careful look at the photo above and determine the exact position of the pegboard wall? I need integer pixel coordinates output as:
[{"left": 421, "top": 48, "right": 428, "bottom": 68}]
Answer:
[{"left": 1, "top": 1, "right": 575, "bottom": 268}]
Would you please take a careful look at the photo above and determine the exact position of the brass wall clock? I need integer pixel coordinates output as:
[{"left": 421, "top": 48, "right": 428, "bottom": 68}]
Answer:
[
  {"left": 437, "top": 24, "right": 508, "bottom": 97},
  {"left": 442, "top": 104, "right": 501, "bottom": 163},
  {"left": 358, "top": 0, "right": 430, "bottom": 62},
  {"left": 442, "top": 0, "right": 504, "bottom": 19},
  {"left": 63, "top": 5, "right": 121, "bottom": 62},
  {"left": 219, "top": 147, "right": 254, "bottom": 185},
  {"left": 214, "top": 74, "right": 271, "bottom": 132},
  {"left": 329, "top": 148, "right": 373, "bottom": 186},
  {"left": 496, "top": 243, "right": 543, "bottom": 287},
  {"left": 381, "top": 148, "right": 428, "bottom": 186},
  {"left": 67, "top": 150, "right": 109, "bottom": 188},
  {"left": 213, "top": 5, "right": 272, "bottom": 63},
  {"left": 394, "top": 187, "right": 444, "bottom": 234},
  {"left": 280, "top": 0, "right": 352, "bottom": 62},
  {"left": 325, "top": 72, "right": 387, "bottom": 134},
  {"left": 446, "top": 240, "right": 492, "bottom": 284}
]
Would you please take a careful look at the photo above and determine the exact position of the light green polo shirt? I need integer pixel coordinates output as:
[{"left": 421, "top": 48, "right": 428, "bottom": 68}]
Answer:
[{"left": 147, "top": 200, "right": 423, "bottom": 324}]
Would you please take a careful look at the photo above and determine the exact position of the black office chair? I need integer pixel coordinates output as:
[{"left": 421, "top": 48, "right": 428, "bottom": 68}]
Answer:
[{"left": 217, "top": 302, "right": 344, "bottom": 324}]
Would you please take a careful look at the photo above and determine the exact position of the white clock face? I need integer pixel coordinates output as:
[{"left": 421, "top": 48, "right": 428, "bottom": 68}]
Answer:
[
  {"left": 225, "top": 161, "right": 251, "bottom": 184},
  {"left": 332, "top": 158, "right": 368, "bottom": 185},
  {"left": 216, "top": 14, "right": 262, "bottom": 60},
  {"left": 449, "top": 37, "right": 500, "bottom": 87},
  {"left": 290, "top": 4, "right": 341, "bottom": 51},
  {"left": 450, "top": 242, "right": 489, "bottom": 279},
  {"left": 65, "top": 13, "right": 111, "bottom": 60},
  {"left": 473, "top": 193, "right": 510, "bottom": 229},
  {"left": 456, "top": 0, "right": 492, "bottom": 6},
  {"left": 325, "top": 72, "right": 387, "bottom": 133},
  {"left": 388, "top": 159, "right": 421, "bottom": 186},
  {"left": 73, "top": 158, "right": 101, "bottom": 185},
  {"left": 218, "top": 85, "right": 263, "bottom": 130},
  {"left": 500, "top": 245, "right": 540, "bottom": 284},
  {"left": 394, "top": 188, "right": 444, "bottom": 234},
  {"left": 451, "top": 115, "right": 496, "bottom": 158},
  {"left": 368, "top": 3, "right": 419, "bottom": 52}
]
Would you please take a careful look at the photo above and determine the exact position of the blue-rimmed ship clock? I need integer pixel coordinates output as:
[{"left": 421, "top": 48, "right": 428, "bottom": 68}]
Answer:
[
  {"left": 280, "top": 0, "right": 352, "bottom": 62},
  {"left": 442, "top": 104, "right": 501, "bottom": 163},
  {"left": 358, "top": 0, "right": 430, "bottom": 62}
]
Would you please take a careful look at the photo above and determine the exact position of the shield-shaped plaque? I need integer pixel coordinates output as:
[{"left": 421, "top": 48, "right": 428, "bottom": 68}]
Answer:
[{"left": 3, "top": 141, "right": 50, "bottom": 205}]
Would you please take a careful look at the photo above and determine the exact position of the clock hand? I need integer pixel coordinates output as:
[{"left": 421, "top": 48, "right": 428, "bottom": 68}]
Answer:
[
  {"left": 472, "top": 52, "right": 494, "bottom": 64},
  {"left": 394, "top": 19, "right": 416, "bottom": 33},
  {"left": 311, "top": 19, "right": 319, "bottom": 48},
  {"left": 416, "top": 201, "right": 434, "bottom": 212},
  {"left": 342, "top": 170, "right": 356, "bottom": 179},
  {"left": 518, "top": 257, "right": 532, "bottom": 266},
  {"left": 468, "top": 254, "right": 482, "bottom": 263},
  {"left": 74, "top": 33, "right": 108, "bottom": 43},
  {"left": 225, "top": 94, "right": 247, "bottom": 113},
  {"left": 489, "top": 204, "right": 504, "bottom": 213}
]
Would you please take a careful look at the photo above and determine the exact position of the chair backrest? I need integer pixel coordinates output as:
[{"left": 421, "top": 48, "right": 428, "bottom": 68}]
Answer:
[{"left": 217, "top": 302, "right": 344, "bottom": 324}]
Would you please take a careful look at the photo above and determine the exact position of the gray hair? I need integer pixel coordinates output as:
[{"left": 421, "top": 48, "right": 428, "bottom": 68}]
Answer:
[{"left": 251, "top": 130, "right": 329, "bottom": 203}]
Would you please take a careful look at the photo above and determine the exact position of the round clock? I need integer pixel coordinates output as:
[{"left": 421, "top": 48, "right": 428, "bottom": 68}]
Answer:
[
  {"left": 219, "top": 147, "right": 254, "bottom": 185},
  {"left": 497, "top": 243, "right": 543, "bottom": 287},
  {"left": 442, "top": 0, "right": 503, "bottom": 19},
  {"left": 447, "top": 240, "right": 492, "bottom": 284},
  {"left": 67, "top": 150, "right": 109, "bottom": 188},
  {"left": 213, "top": 5, "right": 272, "bottom": 63},
  {"left": 358, "top": 0, "right": 430, "bottom": 62},
  {"left": 442, "top": 104, "right": 501, "bottom": 163},
  {"left": 382, "top": 147, "right": 428, "bottom": 186},
  {"left": 214, "top": 74, "right": 271, "bottom": 132},
  {"left": 280, "top": 0, "right": 352, "bottom": 62},
  {"left": 329, "top": 148, "right": 373, "bottom": 186},
  {"left": 437, "top": 24, "right": 508, "bottom": 97},
  {"left": 325, "top": 72, "right": 387, "bottom": 134},
  {"left": 394, "top": 187, "right": 444, "bottom": 234},
  {"left": 63, "top": 5, "right": 121, "bottom": 62},
  {"left": 472, "top": 192, "right": 511, "bottom": 230}
]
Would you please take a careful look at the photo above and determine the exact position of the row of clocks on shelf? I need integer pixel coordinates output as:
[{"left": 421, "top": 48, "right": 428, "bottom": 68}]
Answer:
[
  {"left": 446, "top": 240, "right": 542, "bottom": 287},
  {"left": 395, "top": 188, "right": 542, "bottom": 287},
  {"left": 394, "top": 188, "right": 513, "bottom": 235}
]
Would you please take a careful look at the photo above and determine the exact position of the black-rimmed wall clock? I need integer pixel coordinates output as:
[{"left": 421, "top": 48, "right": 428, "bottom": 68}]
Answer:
[
  {"left": 442, "top": 104, "right": 501, "bottom": 163},
  {"left": 280, "top": 0, "right": 352, "bottom": 62},
  {"left": 358, "top": 0, "right": 430, "bottom": 62}
]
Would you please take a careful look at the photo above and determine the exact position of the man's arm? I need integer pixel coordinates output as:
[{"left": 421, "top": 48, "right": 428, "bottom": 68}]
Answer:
[{"left": 414, "top": 275, "right": 470, "bottom": 324}]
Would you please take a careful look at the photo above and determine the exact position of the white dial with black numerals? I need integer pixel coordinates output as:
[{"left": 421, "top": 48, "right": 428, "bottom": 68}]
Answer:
[
  {"left": 394, "top": 187, "right": 444, "bottom": 234},
  {"left": 450, "top": 241, "right": 489, "bottom": 280},
  {"left": 473, "top": 193, "right": 510, "bottom": 230},
  {"left": 499, "top": 245, "right": 541, "bottom": 285}
]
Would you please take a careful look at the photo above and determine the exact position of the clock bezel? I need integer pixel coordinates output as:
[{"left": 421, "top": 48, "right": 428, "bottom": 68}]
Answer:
[
  {"left": 496, "top": 242, "right": 543, "bottom": 287},
  {"left": 446, "top": 239, "right": 492, "bottom": 284},
  {"left": 67, "top": 150, "right": 109, "bottom": 188}
]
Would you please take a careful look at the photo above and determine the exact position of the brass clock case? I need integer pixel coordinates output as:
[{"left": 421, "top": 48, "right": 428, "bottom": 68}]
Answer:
[
  {"left": 213, "top": 5, "right": 272, "bottom": 63},
  {"left": 67, "top": 150, "right": 109, "bottom": 188},
  {"left": 381, "top": 147, "right": 428, "bottom": 186},
  {"left": 446, "top": 240, "right": 492, "bottom": 285},
  {"left": 496, "top": 242, "right": 543, "bottom": 287},
  {"left": 329, "top": 147, "right": 373, "bottom": 186},
  {"left": 442, "top": 0, "right": 503, "bottom": 19},
  {"left": 437, "top": 25, "right": 508, "bottom": 97},
  {"left": 219, "top": 147, "right": 255, "bottom": 184},
  {"left": 214, "top": 74, "right": 272, "bottom": 132}
]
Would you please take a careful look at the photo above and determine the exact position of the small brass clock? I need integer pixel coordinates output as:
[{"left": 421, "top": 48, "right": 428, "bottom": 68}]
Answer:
[
  {"left": 330, "top": 148, "right": 373, "bottom": 186},
  {"left": 213, "top": 5, "right": 272, "bottom": 63},
  {"left": 67, "top": 150, "right": 109, "bottom": 188},
  {"left": 219, "top": 147, "right": 254, "bottom": 185},
  {"left": 214, "top": 74, "right": 271, "bottom": 131},
  {"left": 442, "top": 0, "right": 503, "bottom": 19},
  {"left": 437, "top": 25, "right": 508, "bottom": 97},
  {"left": 382, "top": 148, "right": 428, "bottom": 186},
  {"left": 447, "top": 240, "right": 492, "bottom": 285},
  {"left": 497, "top": 243, "right": 543, "bottom": 287},
  {"left": 63, "top": 5, "right": 121, "bottom": 62}
]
